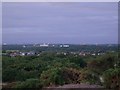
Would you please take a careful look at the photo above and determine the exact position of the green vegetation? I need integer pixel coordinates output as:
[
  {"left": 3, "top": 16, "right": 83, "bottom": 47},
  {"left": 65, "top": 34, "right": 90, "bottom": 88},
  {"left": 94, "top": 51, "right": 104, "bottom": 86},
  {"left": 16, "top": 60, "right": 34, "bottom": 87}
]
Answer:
[
  {"left": 2, "top": 50, "right": 120, "bottom": 89},
  {"left": 13, "top": 79, "right": 41, "bottom": 88},
  {"left": 102, "top": 68, "right": 120, "bottom": 89}
]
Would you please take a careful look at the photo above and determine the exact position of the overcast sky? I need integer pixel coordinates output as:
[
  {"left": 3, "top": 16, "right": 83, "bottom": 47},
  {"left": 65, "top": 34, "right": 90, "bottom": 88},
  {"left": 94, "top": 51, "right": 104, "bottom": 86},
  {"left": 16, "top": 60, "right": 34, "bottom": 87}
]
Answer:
[{"left": 2, "top": 2, "right": 118, "bottom": 44}]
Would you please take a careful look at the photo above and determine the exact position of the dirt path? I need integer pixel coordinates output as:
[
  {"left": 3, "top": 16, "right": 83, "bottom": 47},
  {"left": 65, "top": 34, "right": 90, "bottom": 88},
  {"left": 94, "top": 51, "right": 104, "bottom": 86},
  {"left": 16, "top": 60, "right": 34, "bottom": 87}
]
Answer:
[
  {"left": 44, "top": 84, "right": 104, "bottom": 90},
  {"left": 57, "top": 84, "right": 103, "bottom": 88}
]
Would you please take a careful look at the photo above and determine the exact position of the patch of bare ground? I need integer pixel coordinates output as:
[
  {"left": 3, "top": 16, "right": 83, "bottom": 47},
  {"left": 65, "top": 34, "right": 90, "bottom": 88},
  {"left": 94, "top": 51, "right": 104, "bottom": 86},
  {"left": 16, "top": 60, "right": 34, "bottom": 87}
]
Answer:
[
  {"left": 57, "top": 84, "right": 103, "bottom": 88},
  {"left": 43, "top": 84, "right": 104, "bottom": 90}
]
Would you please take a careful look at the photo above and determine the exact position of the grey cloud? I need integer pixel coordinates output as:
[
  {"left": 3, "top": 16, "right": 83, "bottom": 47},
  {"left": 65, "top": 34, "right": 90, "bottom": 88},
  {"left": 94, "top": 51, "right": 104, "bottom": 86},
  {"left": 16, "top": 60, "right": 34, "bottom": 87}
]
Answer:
[{"left": 2, "top": 2, "right": 118, "bottom": 44}]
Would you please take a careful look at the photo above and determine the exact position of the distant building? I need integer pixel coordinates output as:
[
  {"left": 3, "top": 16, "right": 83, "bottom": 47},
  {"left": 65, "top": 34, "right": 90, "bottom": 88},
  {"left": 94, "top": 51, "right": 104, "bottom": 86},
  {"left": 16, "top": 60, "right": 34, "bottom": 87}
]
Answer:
[
  {"left": 60, "top": 44, "right": 69, "bottom": 48},
  {"left": 3, "top": 43, "right": 7, "bottom": 45},
  {"left": 60, "top": 45, "right": 63, "bottom": 47},
  {"left": 40, "top": 43, "right": 49, "bottom": 47},
  {"left": 63, "top": 52, "right": 67, "bottom": 55},
  {"left": 98, "top": 53, "right": 104, "bottom": 56},
  {"left": 27, "top": 51, "right": 35, "bottom": 56},
  {"left": 23, "top": 45, "right": 26, "bottom": 48},
  {"left": 20, "top": 51, "right": 36, "bottom": 56},
  {"left": 79, "top": 52, "right": 86, "bottom": 56},
  {"left": 92, "top": 53, "right": 96, "bottom": 56},
  {"left": 63, "top": 45, "right": 69, "bottom": 47},
  {"left": 20, "top": 52, "right": 26, "bottom": 56},
  {"left": 10, "top": 52, "right": 20, "bottom": 57}
]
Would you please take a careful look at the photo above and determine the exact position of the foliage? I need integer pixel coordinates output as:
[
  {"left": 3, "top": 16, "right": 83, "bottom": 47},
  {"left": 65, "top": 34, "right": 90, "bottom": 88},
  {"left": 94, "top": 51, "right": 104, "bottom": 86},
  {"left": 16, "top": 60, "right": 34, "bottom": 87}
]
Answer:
[
  {"left": 2, "top": 51, "right": 119, "bottom": 89},
  {"left": 40, "top": 67, "right": 64, "bottom": 86},
  {"left": 102, "top": 68, "right": 120, "bottom": 89},
  {"left": 87, "top": 53, "right": 117, "bottom": 74},
  {"left": 80, "top": 68, "right": 101, "bottom": 84},
  {"left": 40, "top": 67, "right": 81, "bottom": 87},
  {"left": 13, "top": 78, "right": 42, "bottom": 88}
]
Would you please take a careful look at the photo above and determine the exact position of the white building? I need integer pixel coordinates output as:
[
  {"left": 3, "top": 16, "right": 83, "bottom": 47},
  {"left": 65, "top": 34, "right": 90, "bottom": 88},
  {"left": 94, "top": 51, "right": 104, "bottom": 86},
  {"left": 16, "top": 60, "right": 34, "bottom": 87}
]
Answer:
[
  {"left": 40, "top": 43, "right": 49, "bottom": 47},
  {"left": 63, "top": 45, "right": 69, "bottom": 47},
  {"left": 21, "top": 52, "right": 26, "bottom": 56},
  {"left": 23, "top": 45, "right": 26, "bottom": 48},
  {"left": 60, "top": 44, "right": 69, "bottom": 48}
]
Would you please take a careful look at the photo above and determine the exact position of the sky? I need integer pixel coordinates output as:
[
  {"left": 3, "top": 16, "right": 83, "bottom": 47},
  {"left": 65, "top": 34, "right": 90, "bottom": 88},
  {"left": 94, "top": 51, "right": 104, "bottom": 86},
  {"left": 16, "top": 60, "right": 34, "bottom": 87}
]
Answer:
[{"left": 2, "top": 2, "right": 118, "bottom": 44}]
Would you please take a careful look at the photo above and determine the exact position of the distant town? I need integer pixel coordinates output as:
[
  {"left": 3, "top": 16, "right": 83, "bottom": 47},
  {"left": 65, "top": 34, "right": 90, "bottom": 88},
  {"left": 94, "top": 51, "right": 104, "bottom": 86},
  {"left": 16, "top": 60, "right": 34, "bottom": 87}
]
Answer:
[{"left": 2, "top": 43, "right": 118, "bottom": 57}]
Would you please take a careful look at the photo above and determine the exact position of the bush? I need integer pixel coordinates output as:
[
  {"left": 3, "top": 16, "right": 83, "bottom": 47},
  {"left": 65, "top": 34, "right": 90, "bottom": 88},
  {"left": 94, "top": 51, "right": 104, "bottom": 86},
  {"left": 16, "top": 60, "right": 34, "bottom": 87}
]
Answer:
[
  {"left": 40, "top": 67, "right": 64, "bottom": 86},
  {"left": 80, "top": 69, "right": 100, "bottom": 85},
  {"left": 68, "top": 57, "right": 87, "bottom": 68},
  {"left": 2, "top": 68, "right": 18, "bottom": 82},
  {"left": 102, "top": 68, "right": 120, "bottom": 89},
  {"left": 87, "top": 53, "right": 116, "bottom": 74},
  {"left": 40, "top": 67, "right": 81, "bottom": 87},
  {"left": 13, "top": 78, "right": 42, "bottom": 88},
  {"left": 15, "top": 70, "right": 39, "bottom": 81}
]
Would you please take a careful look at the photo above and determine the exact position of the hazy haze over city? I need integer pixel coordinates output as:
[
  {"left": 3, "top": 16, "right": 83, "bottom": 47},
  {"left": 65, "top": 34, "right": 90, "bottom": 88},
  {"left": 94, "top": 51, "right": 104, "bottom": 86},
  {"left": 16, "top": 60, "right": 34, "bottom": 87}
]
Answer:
[{"left": 2, "top": 2, "right": 118, "bottom": 44}]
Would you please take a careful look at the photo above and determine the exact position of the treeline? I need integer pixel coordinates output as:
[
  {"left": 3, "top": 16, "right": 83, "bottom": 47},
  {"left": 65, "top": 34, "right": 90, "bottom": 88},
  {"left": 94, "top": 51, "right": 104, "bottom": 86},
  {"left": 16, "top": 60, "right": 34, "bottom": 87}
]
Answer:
[
  {"left": 2, "top": 52, "right": 120, "bottom": 89},
  {"left": 2, "top": 44, "right": 118, "bottom": 52}
]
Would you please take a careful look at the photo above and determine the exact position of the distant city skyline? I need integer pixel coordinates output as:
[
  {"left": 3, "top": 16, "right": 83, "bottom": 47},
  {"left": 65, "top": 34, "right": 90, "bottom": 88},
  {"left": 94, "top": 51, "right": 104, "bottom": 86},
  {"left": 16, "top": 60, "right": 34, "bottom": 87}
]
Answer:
[{"left": 2, "top": 2, "right": 118, "bottom": 44}]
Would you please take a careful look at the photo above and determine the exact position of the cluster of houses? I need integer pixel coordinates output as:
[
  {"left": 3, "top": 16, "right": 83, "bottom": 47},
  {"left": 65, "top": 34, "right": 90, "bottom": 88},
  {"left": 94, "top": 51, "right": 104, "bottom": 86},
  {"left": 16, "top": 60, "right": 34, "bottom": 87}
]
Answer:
[
  {"left": 78, "top": 52, "right": 105, "bottom": 56},
  {"left": 70, "top": 51, "right": 104, "bottom": 56},
  {"left": 3, "top": 50, "right": 105, "bottom": 57},
  {"left": 3, "top": 51, "right": 39, "bottom": 57}
]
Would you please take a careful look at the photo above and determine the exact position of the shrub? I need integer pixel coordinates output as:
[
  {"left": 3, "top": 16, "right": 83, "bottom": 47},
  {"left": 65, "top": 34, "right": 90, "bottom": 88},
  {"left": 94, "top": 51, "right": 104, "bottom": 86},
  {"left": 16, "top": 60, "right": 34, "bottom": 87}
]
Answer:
[
  {"left": 80, "top": 69, "right": 100, "bottom": 84},
  {"left": 13, "top": 78, "right": 42, "bottom": 88},
  {"left": 102, "top": 68, "right": 120, "bottom": 89},
  {"left": 40, "top": 67, "right": 64, "bottom": 86},
  {"left": 40, "top": 67, "right": 81, "bottom": 87}
]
